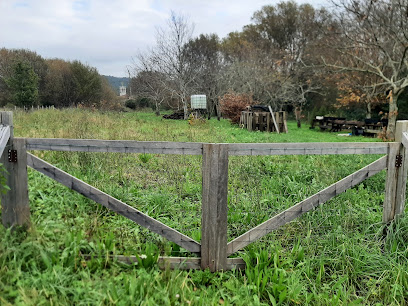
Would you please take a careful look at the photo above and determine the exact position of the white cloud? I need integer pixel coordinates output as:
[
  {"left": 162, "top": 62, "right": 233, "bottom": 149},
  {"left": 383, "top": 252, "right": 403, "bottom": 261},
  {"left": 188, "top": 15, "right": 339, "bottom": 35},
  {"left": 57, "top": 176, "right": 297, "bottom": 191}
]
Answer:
[{"left": 0, "top": 0, "right": 329, "bottom": 76}]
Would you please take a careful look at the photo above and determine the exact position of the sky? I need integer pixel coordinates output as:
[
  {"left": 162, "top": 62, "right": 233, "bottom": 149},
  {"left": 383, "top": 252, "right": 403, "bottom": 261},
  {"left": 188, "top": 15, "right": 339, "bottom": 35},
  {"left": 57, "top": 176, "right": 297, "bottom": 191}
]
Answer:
[{"left": 0, "top": 0, "right": 330, "bottom": 77}]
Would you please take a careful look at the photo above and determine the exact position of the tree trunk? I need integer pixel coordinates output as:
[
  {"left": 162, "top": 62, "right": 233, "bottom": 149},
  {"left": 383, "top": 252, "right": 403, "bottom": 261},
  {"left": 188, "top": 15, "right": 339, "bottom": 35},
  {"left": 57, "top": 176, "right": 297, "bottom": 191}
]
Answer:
[
  {"left": 155, "top": 102, "right": 160, "bottom": 116},
  {"left": 183, "top": 98, "right": 188, "bottom": 120},
  {"left": 366, "top": 102, "right": 372, "bottom": 119},
  {"left": 386, "top": 92, "right": 399, "bottom": 140},
  {"left": 295, "top": 107, "right": 302, "bottom": 128},
  {"left": 207, "top": 99, "right": 213, "bottom": 120}
]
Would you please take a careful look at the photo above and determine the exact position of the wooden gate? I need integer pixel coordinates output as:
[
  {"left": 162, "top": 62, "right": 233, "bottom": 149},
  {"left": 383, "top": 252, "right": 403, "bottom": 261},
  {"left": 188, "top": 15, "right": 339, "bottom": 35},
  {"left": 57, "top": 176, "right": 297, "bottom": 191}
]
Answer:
[{"left": 1, "top": 111, "right": 408, "bottom": 272}]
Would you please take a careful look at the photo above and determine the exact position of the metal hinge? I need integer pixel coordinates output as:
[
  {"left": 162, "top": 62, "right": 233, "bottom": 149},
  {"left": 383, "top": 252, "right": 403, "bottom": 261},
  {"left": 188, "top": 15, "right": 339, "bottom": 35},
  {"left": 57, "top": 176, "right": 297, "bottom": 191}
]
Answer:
[
  {"left": 8, "top": 149, "right": 17, "bottom": 163},
  {"left": 395, "top": 154, "right": 403, "bottom": 168}
]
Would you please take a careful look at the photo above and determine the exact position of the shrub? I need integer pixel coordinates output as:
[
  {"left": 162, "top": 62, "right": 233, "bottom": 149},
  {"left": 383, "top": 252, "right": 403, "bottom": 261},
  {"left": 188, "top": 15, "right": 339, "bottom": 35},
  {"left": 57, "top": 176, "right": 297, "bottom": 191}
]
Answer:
[
  {"left": 125, "top": 98, "right": 152, "bottom": 110},
  {"left": 219, "top": 91, "right": 256, "bottom": 124},
  {"left": 99, "top": 98, "right": 125, "bottom": 111},
  {"left": 125, "top": 99, "right": 137, "bottom": 110}
]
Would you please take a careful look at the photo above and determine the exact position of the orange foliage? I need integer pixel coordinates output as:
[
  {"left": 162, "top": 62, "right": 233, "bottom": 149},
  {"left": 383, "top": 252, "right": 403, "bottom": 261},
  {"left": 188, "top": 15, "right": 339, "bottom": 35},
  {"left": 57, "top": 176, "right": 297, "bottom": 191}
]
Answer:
[
  {"left": 219, "top": 91, "right": 257, "bottom": 124},
  {"left": 335, "top": 73, "right": 387, "bottom": 109}
]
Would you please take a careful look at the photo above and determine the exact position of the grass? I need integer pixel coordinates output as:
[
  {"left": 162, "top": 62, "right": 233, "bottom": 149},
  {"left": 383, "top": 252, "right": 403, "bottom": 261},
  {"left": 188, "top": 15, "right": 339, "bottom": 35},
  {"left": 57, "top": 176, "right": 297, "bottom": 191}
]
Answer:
[{"left": 1, "top": 108, "right": 408, "bottom": 305}]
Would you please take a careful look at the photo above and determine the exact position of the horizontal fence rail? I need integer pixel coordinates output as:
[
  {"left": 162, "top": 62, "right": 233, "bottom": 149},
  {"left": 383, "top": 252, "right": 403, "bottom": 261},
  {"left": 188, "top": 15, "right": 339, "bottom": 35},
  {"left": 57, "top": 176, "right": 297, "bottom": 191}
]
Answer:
[
  {"left": 81, "top": 255, "right": 246, "bottom": 271},
  {"left": 227, "top": 142, "right": 391, "bottom": 156},
  {"left": 24, "top": 138, "right": 203, "bottom": 155},
  {"left": 24, "top": 138, "right": 392, "bottom": 156}
]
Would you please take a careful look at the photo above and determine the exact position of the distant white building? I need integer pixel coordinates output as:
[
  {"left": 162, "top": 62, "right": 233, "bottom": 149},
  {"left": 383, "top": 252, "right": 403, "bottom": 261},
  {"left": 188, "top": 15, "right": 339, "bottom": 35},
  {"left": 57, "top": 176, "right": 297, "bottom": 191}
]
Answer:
[{"left": 119, "top": 85, "right": 127, "bottom": 96}]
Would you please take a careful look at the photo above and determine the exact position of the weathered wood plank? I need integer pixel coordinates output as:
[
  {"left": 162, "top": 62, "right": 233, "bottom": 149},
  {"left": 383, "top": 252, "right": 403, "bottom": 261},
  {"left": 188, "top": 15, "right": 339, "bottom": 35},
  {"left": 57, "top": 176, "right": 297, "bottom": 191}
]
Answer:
[
  {"left": 1, "top": 137, "right": 30, "bottom": 228},
  {"left": 396, "top": 140, "right": 408, "bottom": 217},
  {"left": 394, "top": 122, "right": 408, "bottom": 217},
  {"left": 282, "top": 111, "right": 288, "bottom": 133},
  {"left": 24, "top": 138, "right": 203, "bottom": 155},
  {"left": 26, "top": 153, "right": 201, "bottom": 253},
  {"left": 266, "top": 112, "right": 270, "bottom": 132},
  {"left": 383, "top": 143, "right": 400, "bottom": 223},
  {"left": 82, "top": 255, "right": 245, "bottom": 270},
  {"left": 227, "top": 155, "right": 387, "bottom": 255},
  {"left": 159, "top": 257, "right": 245, "bottom": 270},
  {"left": 401, "top": 132, "right": 408, "bottom": 149},
  {"left": 159, "top": 256, "right": 245, "bottom": 270},
  {"left": 201, "top": 144, "right": 228, "bottom": 271},
  {"left": 24, "top": 138, "right": 390, "bottom": 157},
  {"left": 268, "top": 106, "right": 279, "bottom": 134},
  {"left": 0, "top": 126, "right": 10, "bottom": 158},
  {"left": 383, "top": 121, "right": 408, "bottom": 222},
  {"left": 227, "top": 142, "right": 390, "bottom": 156},
  {"left": 1, "top": 112, "right": 13, "bottom": 138}
]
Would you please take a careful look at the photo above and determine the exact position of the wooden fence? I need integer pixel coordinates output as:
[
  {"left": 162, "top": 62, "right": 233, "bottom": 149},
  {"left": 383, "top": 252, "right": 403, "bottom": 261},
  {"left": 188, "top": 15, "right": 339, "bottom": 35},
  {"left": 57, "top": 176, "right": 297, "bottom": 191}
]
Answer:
[{"left": 1, "top": 111, "right": 408, "bottom": 272}]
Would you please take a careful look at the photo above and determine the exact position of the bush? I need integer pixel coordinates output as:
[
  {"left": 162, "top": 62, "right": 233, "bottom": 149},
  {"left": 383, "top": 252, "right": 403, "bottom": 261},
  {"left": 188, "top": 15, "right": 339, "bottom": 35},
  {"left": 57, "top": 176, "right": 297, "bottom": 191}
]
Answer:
[
  {"left": 125, "top": 99, "right": 137, "bottom": 110},
  {"left": 100, "top": 98, "right": 125, "bottom": 111},
  {"left": 220, "top": 91, "right": 256, "bottom": 124},
  {"left": 125, "top": 98, "right": 152, "bottom": 110}
]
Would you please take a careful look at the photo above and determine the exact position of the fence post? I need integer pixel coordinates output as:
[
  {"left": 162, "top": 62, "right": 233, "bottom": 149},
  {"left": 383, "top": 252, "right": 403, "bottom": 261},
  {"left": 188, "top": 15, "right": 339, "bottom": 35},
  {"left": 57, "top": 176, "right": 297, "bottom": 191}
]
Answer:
[
  {"left": 0, "top": 112, "right": 30, "bottom": 228},
  {"left": 201, "top": 143, "right": 228, "bottom": 271},
  {"left": 383, "top": 120, "right": 408, "bottom": 223}
]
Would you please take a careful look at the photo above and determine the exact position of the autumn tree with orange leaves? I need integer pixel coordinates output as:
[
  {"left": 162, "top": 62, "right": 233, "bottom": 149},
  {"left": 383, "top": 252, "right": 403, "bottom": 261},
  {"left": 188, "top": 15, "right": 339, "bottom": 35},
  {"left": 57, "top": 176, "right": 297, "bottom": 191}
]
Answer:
[{"left": 336, "top": 72, "right": 387, "bottom": 119}]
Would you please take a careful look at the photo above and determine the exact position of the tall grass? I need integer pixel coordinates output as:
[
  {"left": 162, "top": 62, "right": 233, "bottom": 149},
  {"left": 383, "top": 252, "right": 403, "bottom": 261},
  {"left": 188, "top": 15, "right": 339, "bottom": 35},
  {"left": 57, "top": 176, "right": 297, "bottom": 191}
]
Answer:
[{"left": 1, "top": 108, "right": 407, "bottom": 305}]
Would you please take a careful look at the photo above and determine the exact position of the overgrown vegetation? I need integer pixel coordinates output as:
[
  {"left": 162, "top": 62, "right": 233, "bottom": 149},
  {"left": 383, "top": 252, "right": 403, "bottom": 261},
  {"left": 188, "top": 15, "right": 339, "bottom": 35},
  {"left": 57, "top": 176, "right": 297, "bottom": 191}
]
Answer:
[
  {"left": 220, "top": 91, "right": 257, "bottom": 124},
  {"left": 1, "top": 109, "right": 408, "bottom": 305}
]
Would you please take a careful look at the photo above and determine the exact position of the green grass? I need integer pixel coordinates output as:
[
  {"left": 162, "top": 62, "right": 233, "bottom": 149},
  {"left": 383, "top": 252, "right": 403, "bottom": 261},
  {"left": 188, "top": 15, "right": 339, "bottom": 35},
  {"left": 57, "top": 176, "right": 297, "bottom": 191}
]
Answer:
[{"left": 1, "top": 108, "right": 407, "bottom": 305}]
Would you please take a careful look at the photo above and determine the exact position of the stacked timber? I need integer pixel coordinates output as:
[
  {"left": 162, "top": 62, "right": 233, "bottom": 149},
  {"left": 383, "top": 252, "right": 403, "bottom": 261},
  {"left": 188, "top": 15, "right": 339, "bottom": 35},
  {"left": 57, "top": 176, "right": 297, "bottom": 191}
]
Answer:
[{"left": 240, "top": 107, "right": 288, "bottom": 133}]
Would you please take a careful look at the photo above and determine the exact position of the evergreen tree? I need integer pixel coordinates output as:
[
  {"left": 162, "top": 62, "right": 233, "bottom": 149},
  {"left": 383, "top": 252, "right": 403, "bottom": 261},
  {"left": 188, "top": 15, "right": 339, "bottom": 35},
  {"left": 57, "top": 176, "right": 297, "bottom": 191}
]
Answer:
[{"left": 6, "top": 61, "right": 39, "bottom": 107}]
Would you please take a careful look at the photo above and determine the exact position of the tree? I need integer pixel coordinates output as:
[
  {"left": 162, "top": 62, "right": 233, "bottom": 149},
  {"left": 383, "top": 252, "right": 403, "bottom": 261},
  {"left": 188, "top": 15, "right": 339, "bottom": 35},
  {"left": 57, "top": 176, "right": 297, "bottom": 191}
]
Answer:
[
  {"left": 184, "top": 34, "right": 224, "bottom": 119},
  {"left": 133, "top": 12, "right": 195, "bottom": 119},
  {"left": 99, "top": 75, "right": 118, "bottom": 107},
  {"left": 6, "top": 61, "right": 39, "bottom": 107},
  {"left": 219, "top": 1, "right": 328, "bottom": 121},
  {"left": 70, "top": 60, "right": 102, "bottom": 107},
  {"left": 251, "top": 1, "right": 330, "bottom": 65},
  {"left": 323, "top": 0, "right": 408, "bottom": 139},
  {"left": 131, "top": 69, "right": 167, "bottom": 115},
  {"left": 0, "top": 48, "right": 47, "bottom": 106},
  {"left": 43, "top": 59, "right": 75, "bottom": 107},
  {"left": 335, "top": 71, "right": 387, "bottom": 119}
]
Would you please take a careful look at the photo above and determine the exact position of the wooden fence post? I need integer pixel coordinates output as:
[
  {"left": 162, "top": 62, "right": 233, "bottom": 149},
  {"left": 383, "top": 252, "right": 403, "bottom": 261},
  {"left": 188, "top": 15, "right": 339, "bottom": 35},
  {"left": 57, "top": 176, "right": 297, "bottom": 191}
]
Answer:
[
  {"left": 383, "top": 120, "right": 408, "bottom": 223},
  {"left": 201, "top": 143, "right": 228, "bottom": 271},
  {"left": 0, "top": 112, "right": 30, "bottom": 228}
]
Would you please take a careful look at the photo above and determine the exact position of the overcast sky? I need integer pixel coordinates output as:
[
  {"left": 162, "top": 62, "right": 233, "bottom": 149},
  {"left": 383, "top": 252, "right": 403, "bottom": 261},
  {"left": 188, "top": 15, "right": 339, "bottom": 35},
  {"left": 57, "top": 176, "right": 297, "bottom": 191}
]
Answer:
[{"left": 0, "top": 0, "right": 330, "bottom": 77}]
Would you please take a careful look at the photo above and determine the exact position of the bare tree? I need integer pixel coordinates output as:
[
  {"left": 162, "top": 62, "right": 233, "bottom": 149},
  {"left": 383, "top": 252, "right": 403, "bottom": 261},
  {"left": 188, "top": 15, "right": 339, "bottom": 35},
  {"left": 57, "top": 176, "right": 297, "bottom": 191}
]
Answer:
[
  {"left": 131, "top": 65, "right": 167, "bottom": 115},
  {"left": 136, "top": 11, "right": 195, "bottom": 119},
  {"left": 322, "top": 0, "right": 408, "bottom": 139}
]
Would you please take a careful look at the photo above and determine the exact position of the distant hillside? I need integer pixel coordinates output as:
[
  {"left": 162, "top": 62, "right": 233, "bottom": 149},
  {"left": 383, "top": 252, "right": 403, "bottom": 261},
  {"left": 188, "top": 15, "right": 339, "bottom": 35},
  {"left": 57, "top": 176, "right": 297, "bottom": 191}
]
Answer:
[{"left": 103, "top": 75, "right": 129, "bottom": 94}]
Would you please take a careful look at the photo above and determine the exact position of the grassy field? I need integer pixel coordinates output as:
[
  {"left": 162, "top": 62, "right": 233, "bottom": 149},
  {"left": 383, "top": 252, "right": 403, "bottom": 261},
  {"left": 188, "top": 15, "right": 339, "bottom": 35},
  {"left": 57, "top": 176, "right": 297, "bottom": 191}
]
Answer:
[{"left": 1, "top": 108, "right": 408, "bottom": 305}]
